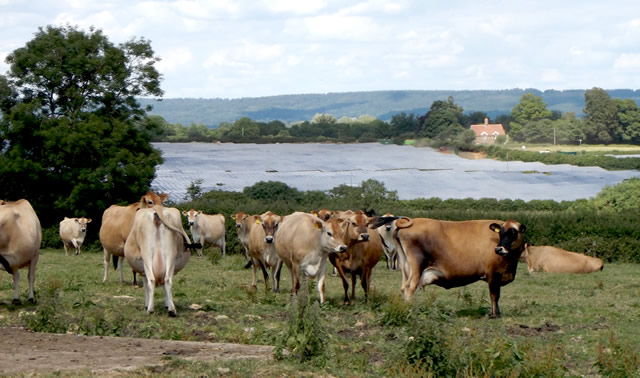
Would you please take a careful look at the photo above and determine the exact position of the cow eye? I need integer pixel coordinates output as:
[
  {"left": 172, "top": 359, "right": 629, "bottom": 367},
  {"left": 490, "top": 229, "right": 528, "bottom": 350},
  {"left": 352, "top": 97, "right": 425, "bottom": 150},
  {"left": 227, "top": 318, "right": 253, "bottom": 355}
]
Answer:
[
  {"left": 327, "top": 231, "right": 333, "bottom": 237},
  {"left": 351, "top": 222, "right": 357, "bottom": 227}
]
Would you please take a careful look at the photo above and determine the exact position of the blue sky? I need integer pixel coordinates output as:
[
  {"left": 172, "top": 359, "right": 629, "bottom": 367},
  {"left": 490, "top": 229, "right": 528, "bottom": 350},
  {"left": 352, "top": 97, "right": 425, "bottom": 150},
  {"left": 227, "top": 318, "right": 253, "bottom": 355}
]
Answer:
[{"left": 2, "top": 0, "right": 640, "bottom": 99}]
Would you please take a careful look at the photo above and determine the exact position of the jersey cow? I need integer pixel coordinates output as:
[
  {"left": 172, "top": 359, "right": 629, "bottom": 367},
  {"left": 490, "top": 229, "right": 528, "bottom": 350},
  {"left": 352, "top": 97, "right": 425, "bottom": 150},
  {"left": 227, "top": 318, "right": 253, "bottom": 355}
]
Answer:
[
  {"left": 0, "top": 199, "right": 41, "bottom": 304},
  {"left": 275, "top": 212, "right": 347, "bottom": 303},
  {"left": 373, "top": 216, "right": 527, "bottom": 318},
  {"left": 329, "top": 210, "right": 382, "bottom": 304},
  {"left": 59, "top": 217, "right": 92, "bottom": 256},
  {"left": 247, "top": 211, "right": 283, "bottom": 292},
  {"left": 182, "top": 209, "right": 226, "bottom": 258},
  {"left": 231, "top": 212, "right": 253, "bottom": 261},
  {"left": 124, "top": 205, "right": 193, "bottom": 316},
  {"left": 99, "top": 191, "right": 168, "bottom": 284},
  {"left": 522, "top": 244, "right": 604, "bottom": 274}
]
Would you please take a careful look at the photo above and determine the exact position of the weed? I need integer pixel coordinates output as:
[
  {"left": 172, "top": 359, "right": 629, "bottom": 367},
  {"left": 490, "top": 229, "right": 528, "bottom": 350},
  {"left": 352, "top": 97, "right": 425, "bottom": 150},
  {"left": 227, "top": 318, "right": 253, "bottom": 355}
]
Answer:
[{"left": 595, "top": 331, "right": 640, "bottom": 377}]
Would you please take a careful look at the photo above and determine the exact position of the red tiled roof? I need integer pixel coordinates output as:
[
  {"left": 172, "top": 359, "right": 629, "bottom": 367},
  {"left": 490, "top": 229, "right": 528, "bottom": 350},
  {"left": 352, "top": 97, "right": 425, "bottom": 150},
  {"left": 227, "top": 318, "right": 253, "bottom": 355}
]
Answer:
[{"left": 470, "top": 123, "right": 505, "bottom": 136}]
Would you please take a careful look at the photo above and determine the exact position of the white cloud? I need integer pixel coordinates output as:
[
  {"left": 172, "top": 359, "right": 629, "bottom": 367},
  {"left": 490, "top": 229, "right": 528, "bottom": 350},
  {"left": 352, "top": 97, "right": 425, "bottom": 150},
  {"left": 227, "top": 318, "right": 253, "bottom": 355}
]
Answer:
[
  {"left": 613, "top": 53, "right": 640, "bottom": 69},
  {"left": 156, "top": 47, "right": 193, "bottom": 73},
  {"left": 288, "top": 14, "right": 378, "bottom": 41},
  {"left": 262, "top": 0, "right": 326, "bottom": 15}
]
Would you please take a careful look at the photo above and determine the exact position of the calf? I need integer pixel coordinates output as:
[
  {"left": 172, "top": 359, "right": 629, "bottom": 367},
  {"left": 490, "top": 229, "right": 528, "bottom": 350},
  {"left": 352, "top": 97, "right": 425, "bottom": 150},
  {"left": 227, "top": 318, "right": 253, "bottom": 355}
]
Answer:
[
  {"left": 275, "top": 212, "right": 347, "bottom": 303},
  {"left": 124, "top": 205, "right": 193, "bottom": 316},
  {"left": 329, "top": 210, "right": 382, "bottom": 304},
  {"left": 0, "top": 199, "right": 41, "bottom": 304},
  {"left": 373, "top": 216, "right": 527, "bottom": 318},
  {"left": 247, "top": 211, "right": 283, "bottom": 292},
  {"left": 522, "top": 244, "right": 604, "bottom": 273},
  {"left": 59, "top": 217, "right": 92, "bottom": 256},
  {"left": 182, "top": 209, "right": 226, "bottom": 258}
]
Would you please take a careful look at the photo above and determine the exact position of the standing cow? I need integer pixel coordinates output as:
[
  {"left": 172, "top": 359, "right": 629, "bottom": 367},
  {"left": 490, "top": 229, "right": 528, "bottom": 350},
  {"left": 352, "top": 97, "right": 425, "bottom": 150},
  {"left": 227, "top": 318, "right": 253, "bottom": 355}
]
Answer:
[
  {"left": 231, "top": 212, "right": 253, "bottom": 261},
  {"left": 275, "top": 212, "right": 347, "bottom": 303},
  {"left": 247, "top": 211, "right": 283, "bottom": 292},
  {"left": 99, "top": 191, "right": 168, "bottom": 284},
  {"left": 373, "top": 216, "right": 527, "bottom": 318},
  {"left": 0, "top": 199, "right": 41, "bottom": 304},
  {"left": 124, "top": 205, "right": 193, "bottom": 316},
  {"left": 59, "top": 217, "right": 92, "bottom": 256},
  {"left": 182, "top": 209, "right": 226, "bottom": 258}
]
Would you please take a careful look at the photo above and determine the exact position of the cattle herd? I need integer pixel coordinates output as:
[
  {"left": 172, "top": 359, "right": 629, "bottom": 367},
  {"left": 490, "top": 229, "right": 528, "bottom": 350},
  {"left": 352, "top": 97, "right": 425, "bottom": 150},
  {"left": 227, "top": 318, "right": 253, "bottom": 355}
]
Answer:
[{"left": 0, "top": 192, "right": 604, "bottom": 318}]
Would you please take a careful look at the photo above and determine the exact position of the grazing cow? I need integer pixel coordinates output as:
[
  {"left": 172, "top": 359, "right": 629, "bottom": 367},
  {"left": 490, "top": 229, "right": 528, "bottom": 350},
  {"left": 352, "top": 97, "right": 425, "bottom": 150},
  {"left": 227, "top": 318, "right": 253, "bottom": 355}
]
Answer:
[
  {"left": 124, "top": 205, "right": 193, "bottom": 316},
  {"left": 522, "top": 244, "right": 604, "bottom": 273},
  {"left": 329, "top": 210, "right": 383, "bottom": 304},
  {"left": 182, "top": 209, "right": 226, "bottom": 258},
  {"left": 274, "top": 212, "right": 347, "bottom": 303},
  {"left": 99, "top": 191, "right": 168, "bottom": 284},
  {"left": 247, "top": 211, "right": 283, "bottom": 292},
  {"left": 0, "top": 199, "right": 41, "bottom": 304},
  {"left": 59, "top": 217, "right": 92, "bottom": 256},
  {"left": 311, "top": 209, "right": 334, "bottom": 221},
  {"left": 373, "top": 216, "right": 527, "bottom": 318},
  {"left": 231, "top": 212, "right": 253, "bottom": 260}
]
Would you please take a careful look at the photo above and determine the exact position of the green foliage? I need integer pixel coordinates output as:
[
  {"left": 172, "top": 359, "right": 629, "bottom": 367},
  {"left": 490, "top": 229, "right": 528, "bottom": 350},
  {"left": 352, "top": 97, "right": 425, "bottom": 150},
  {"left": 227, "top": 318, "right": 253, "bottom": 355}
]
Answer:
[
  {"left": 404, "top": 306, "right": 454, "bottom": 375},
  {"left": 0, "top": 25, "right": 163, "bottom": 226},
  {"left": 243, "top": 181, "right": 303, "bottom": 202},
  {"left": 589, "top": 177, "right": 640, "bottom": 211},
  {"left": 184, "top": 179, "right": 204, "bottom": 201},
  {"left": 595, "top": 332, "right": 640, "bottom": 377},
  {"left": 419, "top": 96, "right": 464, "bottom": 138},
  {"left": 275, "top": 280, "right": 328, "bottom": 364},
  {"left": 583, "top": 87, "right": 620, "bottom": 144}
]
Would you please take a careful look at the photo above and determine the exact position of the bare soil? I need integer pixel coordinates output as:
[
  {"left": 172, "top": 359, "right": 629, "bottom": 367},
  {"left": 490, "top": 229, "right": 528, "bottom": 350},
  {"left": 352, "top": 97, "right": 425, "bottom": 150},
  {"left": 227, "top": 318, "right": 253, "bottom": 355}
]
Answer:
[{"left": 1, "top": 327, "right": 274, "bottom": 375}]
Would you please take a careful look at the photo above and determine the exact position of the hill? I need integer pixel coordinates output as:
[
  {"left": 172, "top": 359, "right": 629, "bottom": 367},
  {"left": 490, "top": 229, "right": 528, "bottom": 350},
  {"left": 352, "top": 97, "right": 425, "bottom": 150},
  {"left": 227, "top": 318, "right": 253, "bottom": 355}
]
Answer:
[{"left": 138, "top": 88, "right": 640, "bottom": 128}]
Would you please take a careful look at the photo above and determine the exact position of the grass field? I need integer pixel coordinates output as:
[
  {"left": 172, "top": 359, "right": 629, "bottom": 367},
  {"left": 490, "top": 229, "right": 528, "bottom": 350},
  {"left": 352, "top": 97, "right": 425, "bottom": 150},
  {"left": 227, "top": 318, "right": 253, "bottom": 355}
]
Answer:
[
  {"left": 1, "top": 248, "right": 639, "bottom": 376},
  {"left": 503, "top": 142, "right": 640, "bottom": 154}
]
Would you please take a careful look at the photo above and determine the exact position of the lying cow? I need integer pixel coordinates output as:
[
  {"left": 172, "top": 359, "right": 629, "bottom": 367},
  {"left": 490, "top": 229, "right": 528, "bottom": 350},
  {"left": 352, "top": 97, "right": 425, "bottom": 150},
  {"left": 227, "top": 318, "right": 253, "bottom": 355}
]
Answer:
[
  {"left": 59, "top": 217, "right": 92, "bottom": 256},
  {"left": 275, "top": 212, "right": 347, "bottom": 303},
  {"left": 329, "top": 210, "right": 382, "bottom": 304},
  {"left": 522, "top": 244, "right": 604, "bottom": 273},
  {"left": 0, "top": 199, "right": 41, "bottom": 304},
  {"left": 373, "top": 216, "right": 527, "bottom": 318},
  {"left": 99, "top": 191, "right": 168, "bottom": 284},
  {"left": 124, "top": 205, "right": 194, "bottom": 316},
  {"left": 248, "top": 211, "right": 283, "bottom": 292},
  {"left": 182, "top": 209, "right": 226, "bottom": 258}
]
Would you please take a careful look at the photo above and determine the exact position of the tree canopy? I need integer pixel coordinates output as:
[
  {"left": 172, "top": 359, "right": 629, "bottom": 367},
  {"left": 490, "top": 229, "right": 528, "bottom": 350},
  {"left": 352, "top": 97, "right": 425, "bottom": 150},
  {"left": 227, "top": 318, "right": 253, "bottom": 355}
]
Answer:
[{"left": 0, "top": 25, "right": 164, "bottom": 225}]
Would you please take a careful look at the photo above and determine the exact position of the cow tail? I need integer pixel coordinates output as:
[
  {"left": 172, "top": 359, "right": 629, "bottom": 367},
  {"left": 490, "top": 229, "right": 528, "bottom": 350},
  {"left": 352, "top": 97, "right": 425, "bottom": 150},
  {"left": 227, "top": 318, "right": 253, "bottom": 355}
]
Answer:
[
  {"left": 112, "top": 255, "right": 118, "bottom": 270},
  {"left": 153, "top": 212, "right": 166, "bottom": 284},
  {"left": 396, "top": 216, "right": 413, "bottom": 229},
  {"left": 0, "top": 255, "right": 13, "bottom": 275}
]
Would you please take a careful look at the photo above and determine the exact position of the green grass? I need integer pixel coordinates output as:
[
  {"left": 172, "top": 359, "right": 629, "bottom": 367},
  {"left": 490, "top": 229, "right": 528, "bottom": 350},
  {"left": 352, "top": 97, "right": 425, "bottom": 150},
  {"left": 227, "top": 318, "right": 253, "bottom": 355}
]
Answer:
[{"left": 1, "top": 248, "right": 639, "bottom": 376}]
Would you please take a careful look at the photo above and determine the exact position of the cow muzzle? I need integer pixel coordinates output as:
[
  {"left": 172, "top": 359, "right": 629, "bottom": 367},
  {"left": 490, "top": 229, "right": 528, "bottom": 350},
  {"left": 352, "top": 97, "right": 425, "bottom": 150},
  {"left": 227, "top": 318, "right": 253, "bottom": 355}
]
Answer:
[
  {"left": 494, "top": 246, "right": 509, "bottom": 257},
  {"left": 265, "top": 236, "right": 274, "bottom": 244},
  {"left": 336, "top": 245, "right": 348, "bottom": 253},
  {"left": 358, "top": 233, "right": 370, "bottom": 241}
]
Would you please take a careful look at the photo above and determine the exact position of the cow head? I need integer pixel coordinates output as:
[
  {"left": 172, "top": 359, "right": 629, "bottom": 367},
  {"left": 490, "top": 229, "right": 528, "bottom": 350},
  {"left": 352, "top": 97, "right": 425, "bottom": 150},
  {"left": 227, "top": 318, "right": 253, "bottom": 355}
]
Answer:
[
  {"left": 318, "top": 218, "right": 348, "bottom": 254},
  {"left": 140, "top": 191, "right": 169, "bottom": 208},
  {"left": 231, "top": 212, "right": 248, "bottom": 228},
  {"left": 490, "top": 220, "right": 527, "bottom": 257},
  {"left": 343, "top": 210, "right": 371, "bottom": 242},
  {"left": 311, "top": 209, "right": 334, "bottom": 221},
  {"left": 182, "top": 209, "right": 201, "bottom": 226},
  {"left": 258, "top": 211, "right": 281, "bottom": 244},
  {"left": 76, "top": 217, "right": 92, "bottom": 233}
]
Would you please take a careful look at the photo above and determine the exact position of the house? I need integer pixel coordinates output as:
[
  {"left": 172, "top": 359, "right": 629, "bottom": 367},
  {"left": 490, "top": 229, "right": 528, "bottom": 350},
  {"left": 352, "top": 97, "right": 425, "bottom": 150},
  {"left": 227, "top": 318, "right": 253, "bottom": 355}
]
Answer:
[{"left": 470, "top": 118, "right": 505, "bottom": 144}]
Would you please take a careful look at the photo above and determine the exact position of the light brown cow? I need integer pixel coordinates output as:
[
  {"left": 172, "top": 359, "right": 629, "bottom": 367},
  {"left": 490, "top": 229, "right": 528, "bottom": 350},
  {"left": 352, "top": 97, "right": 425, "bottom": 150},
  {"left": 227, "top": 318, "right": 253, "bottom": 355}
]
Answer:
[
  {"left": 0, "top": 199, "right": 41, "bottom": 304},
  {"left": 375, "top": 215, "right": 410, "bottom": 291},
  {"left": 376, "top": 212, "right": 399, "bottom": 270},
  {"left": 274, "top": 212, "right": 348, "bottom": 303},
  {"left": 311, "top": 209, "right": 334, "bottom": 221},
  {"left": 182, "top": 209, "right": 226, "bottom": 258},
  {"left": 99, "top": 191, "right": 168, "bottom": 284},
  {"left": 522, "top": 244, "right": 604, "bottom": 273},
  {"left": 124, "top": 205, "right": 192, "bottom": 316},
  {"left": 59, "top": 217, "right": 92, "bottom": 256},
  {"left": 329, "top": 210, "right": 382, "bottom": 304},
  {"left": 247, "top": 211, "right": 283, "bottom": 292},
  {"left": 373, "top": 216, "right": 527, "bottom": 318},
  {"left": 231, "top": 212, "right": 254, "bottom": 261}
]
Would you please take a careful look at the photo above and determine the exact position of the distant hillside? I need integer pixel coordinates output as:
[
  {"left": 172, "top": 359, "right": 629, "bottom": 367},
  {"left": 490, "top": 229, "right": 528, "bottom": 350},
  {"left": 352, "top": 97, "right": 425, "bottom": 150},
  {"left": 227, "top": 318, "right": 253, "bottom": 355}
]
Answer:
[{"left": 138, "top": 89, "right": 640, "bottom": 128}]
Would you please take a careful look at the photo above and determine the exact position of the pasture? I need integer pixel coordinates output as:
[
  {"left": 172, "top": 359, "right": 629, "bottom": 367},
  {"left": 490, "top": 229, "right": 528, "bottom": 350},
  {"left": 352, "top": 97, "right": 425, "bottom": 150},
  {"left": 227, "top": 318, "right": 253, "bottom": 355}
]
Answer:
[{"left": 1, "top": 247, "right": 639, "bottom": 376}]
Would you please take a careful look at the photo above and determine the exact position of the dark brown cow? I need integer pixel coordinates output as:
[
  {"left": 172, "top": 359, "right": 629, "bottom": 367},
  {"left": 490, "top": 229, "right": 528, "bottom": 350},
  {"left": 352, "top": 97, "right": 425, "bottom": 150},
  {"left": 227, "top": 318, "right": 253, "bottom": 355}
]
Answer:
[
  {"left": 329, "top": 210, "right": 382, "bottom": 304},
  {"left": 373, "top": 216, "right": 526, "bottom": 318}
]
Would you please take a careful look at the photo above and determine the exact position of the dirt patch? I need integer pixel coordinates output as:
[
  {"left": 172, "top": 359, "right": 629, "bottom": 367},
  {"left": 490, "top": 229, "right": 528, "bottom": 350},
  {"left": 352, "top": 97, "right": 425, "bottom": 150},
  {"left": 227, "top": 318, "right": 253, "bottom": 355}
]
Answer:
[
  {"left": 506, "top": 322, "right": 561, "bottom": 337},
  {"left": 0, "top": 327, "right": 274, "bottom": 375}
]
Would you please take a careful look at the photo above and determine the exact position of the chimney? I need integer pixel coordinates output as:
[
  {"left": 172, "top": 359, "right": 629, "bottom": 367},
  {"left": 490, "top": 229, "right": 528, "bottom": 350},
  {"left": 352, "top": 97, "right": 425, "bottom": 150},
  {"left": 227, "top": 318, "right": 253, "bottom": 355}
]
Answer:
[{"left": 484, "top": 117, "right": 489, "bottom": 126}]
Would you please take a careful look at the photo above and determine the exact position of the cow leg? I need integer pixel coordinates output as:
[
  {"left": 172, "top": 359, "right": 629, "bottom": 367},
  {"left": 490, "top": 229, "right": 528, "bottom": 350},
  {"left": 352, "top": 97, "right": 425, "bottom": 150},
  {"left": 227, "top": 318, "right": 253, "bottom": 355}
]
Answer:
[
  {"left": 143, "top": 261, "right": 156, "bottom": 314},
  {"left": 272, "top": 260, "right": 283, "bottom": 293},
  {"left": 27, "top": 254, "right": 38, "bottom": 303},
  {"left": 71, "top": 239, "right": 80, "bottom": 255},
  {"left": 63, "top": 242, "right": 70, "bottom": 256},
  {"left": 384, "top": 251, "right": 391, "bottom": 269},
  {"left": 102, "top": 249, "right": 110, "bottom": 282},
  {"left": 361, "top": 268, "right": 372, "bottom": 301},
  {"left": 251, "top": 257, "right": 258, "bottom": 288},
  {"left": 292, "top": 265, "right": 300, "bottom": 295},
  {"left": 164, "top": 267, "right": 177, "bottom": 317},
  {"left": 117, "top": 256, "right": 125, "bottom": 283},
  {"left": 317, "top": 261, "right": 328, "bottom": 304},
  {"left": 196, "top": 237, "right": 203, "bottom": 258},
  {"left": 334, "top": 263, "right": 350, "bottom": 305},
  {"left": 258, "top": 260, "right": 270, "bottom": 292},
  {"left": 350, "top": 268, "right": 358, "bottom": 302},
  {"left": 11, "top": 270, "right": 21, "bottom": 305},
  {"left": 221, "top": 238, "right": 226, "bottom": 257},
  {"left": 489, "top": 280, "right": 502, "bottom": 318}
]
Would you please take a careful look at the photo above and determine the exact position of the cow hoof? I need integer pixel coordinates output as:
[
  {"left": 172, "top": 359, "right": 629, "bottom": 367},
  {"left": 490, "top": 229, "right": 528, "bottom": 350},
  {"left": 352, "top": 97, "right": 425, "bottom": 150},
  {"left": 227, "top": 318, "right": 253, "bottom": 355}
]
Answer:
[
  {"left": 168, "top": 310, "right": 177, "bottom": 317},
  {"left": 273, "top": 288, "right": 280, "bottom": 293},
  {"left": 489, "top": 313, "right": 501, "bottom": 319},
  {"left": 12, "top": 299, "right": 22, "bottom": 306},
  {"left": 27, "top": 298, "right": 36, "bottom": 304}
]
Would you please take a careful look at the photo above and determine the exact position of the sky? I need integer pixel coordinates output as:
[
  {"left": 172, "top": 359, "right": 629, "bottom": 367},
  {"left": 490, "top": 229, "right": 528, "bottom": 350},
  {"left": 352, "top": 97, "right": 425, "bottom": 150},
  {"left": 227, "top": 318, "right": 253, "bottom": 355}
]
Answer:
[{"left": 2, "top": 0, "right": 640, "bottom": 99}]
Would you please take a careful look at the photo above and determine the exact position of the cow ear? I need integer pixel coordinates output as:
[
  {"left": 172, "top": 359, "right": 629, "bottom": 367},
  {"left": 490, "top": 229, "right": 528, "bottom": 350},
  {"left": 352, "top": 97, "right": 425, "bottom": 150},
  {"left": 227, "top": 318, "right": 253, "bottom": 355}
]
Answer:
[
  {"left": 182, "top": 210, "right": 187, "bottom": 216},
  {"left": 489, "top": 223, "right": 501, "bottom": 233},
  {"left": 197, "top": 210, "right": 203, "bottom": 215},
  {"left": 231, "top": 214, "right": 236, "bottom": 220},
  {"left": 519, "top": 224, "right": 527, "bottom": 233},
  {"left": 255, "top": 218, "right": 261, "bottom": 224},
  {"left": 313, "top": 219, "right": 322, "bottom": 229},
  {"left": 311, "top": 210, "right": 318, "bottom": 216},
  {"left": 86, "top": 218, "right": 92, "bottom": 223},
  {"left": 160, "top": 193, "right": 169, "bottom": 203}
]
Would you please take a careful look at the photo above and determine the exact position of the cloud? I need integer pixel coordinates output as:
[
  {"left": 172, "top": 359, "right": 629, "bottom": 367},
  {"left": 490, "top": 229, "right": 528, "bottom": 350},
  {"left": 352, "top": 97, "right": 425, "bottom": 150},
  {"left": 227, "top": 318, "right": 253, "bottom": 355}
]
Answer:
[
  {"left": 156, "top": 47, "right": 193, "bottom": 73},
  {"left": 286, "top": 13, "right": 378, "bottom": 41},
  {"left": 261, "top": 0, "right": 326, "bottom": 15},
  {"left": 613, "top": 53, "right": 640, "bottom": 70}
]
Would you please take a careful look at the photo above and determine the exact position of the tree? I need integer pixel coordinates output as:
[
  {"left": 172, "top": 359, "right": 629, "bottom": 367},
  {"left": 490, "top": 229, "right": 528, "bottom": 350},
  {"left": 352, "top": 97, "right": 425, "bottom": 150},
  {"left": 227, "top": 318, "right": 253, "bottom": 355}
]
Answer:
[
  {"left": 509, "top": 93, "right": 552, "bottom": 142},
  {"left": 419, "top": 97, "right": 464, "bottom": 138},
  {"left": 222, "top": 117, "right": 260, "bottom": 138},
  {"left": 389, "top": 112, "right": 418, "bottom": 136},
  {"left": 0, "top": 25, "right": 163, "bottom": 225},
  {"left": 583, "top": 87, "right": 619, "bottom": 144},
  {"left": 614, "top": 98, "right": 640, "bottom": 143}
]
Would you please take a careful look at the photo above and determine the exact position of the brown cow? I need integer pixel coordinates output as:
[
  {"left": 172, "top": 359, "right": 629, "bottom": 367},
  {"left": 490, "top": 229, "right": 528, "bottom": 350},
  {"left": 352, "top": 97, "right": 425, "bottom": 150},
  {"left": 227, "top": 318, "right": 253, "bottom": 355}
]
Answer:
[
  {"left": 274, "top": 212, "right": 347, "bottom": 303},
  {"left": 231, "top": 212, "right": 253, "bottom": 261},
  {"left": 59, "top": 217, "right": 92, "bottom": 256},
  {"left": 182, "top": 209, "right": 226, "bottom": 258},
  {"left": 99, "top": 191, "right": 168, "bottom": 284},
  {"left": 124, "top": 205, "right": 192, "bottom": 316},
  {"left": 375, "top": 215, "right": 410, "bottom": 292},
  {"left": 522, "top": 244, "right": 604, "bottom": 273},
  {"left": 373, "top": 216, "right": 527, "bottom": 318},
  {"left": 0, "top": 199, "right": 41, "bottom": 304},
  {"left": 329, "top": 210, "right": 382, "bottom": 304},
  {"left": 247, "top": 211, "right": 283, "bottom": 292},
  {"left": 311, "top": 209, "right": 334, "bottom": 221}
]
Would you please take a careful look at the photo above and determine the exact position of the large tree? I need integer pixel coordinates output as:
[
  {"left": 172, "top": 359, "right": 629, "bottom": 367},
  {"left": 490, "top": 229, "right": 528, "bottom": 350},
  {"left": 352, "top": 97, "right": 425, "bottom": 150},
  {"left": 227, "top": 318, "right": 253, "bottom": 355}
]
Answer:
[
  {"left": 509, "top": 93, "right": 552, "bottom": 141},
  {"left": 0, "top": 25, "right": 164, "bottom": 225},
  {"left": 419, "top": 96, "right": 464, "bottom": 138},
  {"left": 583, "top": 87, "right": 619, "bottom": 144}
]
